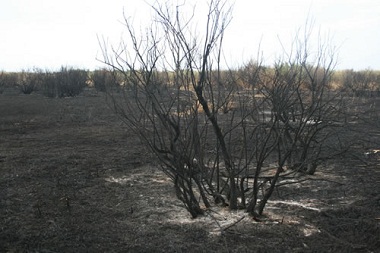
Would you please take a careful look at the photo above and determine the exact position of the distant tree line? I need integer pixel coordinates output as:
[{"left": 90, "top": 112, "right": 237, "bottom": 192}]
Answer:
[
  {"left": 0, "top": 67, "right": 87, "bottom": 97},
  {"left": 332, "top": 69, "right": 380, "bottom": 97},
  {"left": 1, "top": 66, "right": 379, "bottom": 98}
]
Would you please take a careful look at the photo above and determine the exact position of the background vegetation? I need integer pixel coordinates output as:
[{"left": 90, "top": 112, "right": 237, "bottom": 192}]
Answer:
[{"left": 1, "top": 67, "right": 379, "bottom": 97}]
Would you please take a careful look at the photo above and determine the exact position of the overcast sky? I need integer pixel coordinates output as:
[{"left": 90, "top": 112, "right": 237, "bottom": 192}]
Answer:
[{"left": 0, "top": 0, "right": 379, "bottom": 72}]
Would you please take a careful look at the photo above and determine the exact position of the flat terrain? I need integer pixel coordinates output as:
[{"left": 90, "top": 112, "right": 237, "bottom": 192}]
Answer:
[{"left": 1, "top": 92, "right": 379, "bottom": 252}]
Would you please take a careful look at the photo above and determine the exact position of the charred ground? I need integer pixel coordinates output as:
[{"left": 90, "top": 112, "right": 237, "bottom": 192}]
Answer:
[{"left": 0, "top": 93, "right": 379, "bottom": 252}]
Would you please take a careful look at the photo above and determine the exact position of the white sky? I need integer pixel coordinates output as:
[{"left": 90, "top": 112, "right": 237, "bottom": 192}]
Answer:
[{"left": 0, "top": 0, "right": 379, "bottom": 72}]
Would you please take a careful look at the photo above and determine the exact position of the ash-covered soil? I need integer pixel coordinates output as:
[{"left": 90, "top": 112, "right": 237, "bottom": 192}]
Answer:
[{"left": 1, "top": 93, "right": 379, "bottom": 252}]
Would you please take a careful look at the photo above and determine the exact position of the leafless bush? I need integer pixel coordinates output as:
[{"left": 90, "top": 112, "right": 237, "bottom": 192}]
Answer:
[
  {"left": 16, "top": 69, "right": 45, "bottom": 94},
  {"left": 100, "top": 1, "right": 350, "bottom": 218},
  {"left": 42, "top": 67, "right": 88, "bottom": 98},
  {"left": 55, "top": 67, "right": 88, "bottom": 97},
  {"left": 0, "top": 71, "right": 7, "bottom": 94},
  {"left": 91, "top": 69, "right": 119, "bottom": 92},
  {"left": 41, "top": 70, "right": 59, "bottom": 98}
]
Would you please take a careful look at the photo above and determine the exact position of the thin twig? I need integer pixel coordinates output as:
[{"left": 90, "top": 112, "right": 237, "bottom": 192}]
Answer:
[
  {"left": 276, "top": 177, "right": 344, "bottom": 187},
  {"left": 222, "top": 216, "right": 246, "bottom": 232}
]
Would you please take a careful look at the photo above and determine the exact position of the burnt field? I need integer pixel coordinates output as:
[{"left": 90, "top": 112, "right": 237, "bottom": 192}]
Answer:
[{"left": 1, "top": 92, "right": 379, "bottom": 252}]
